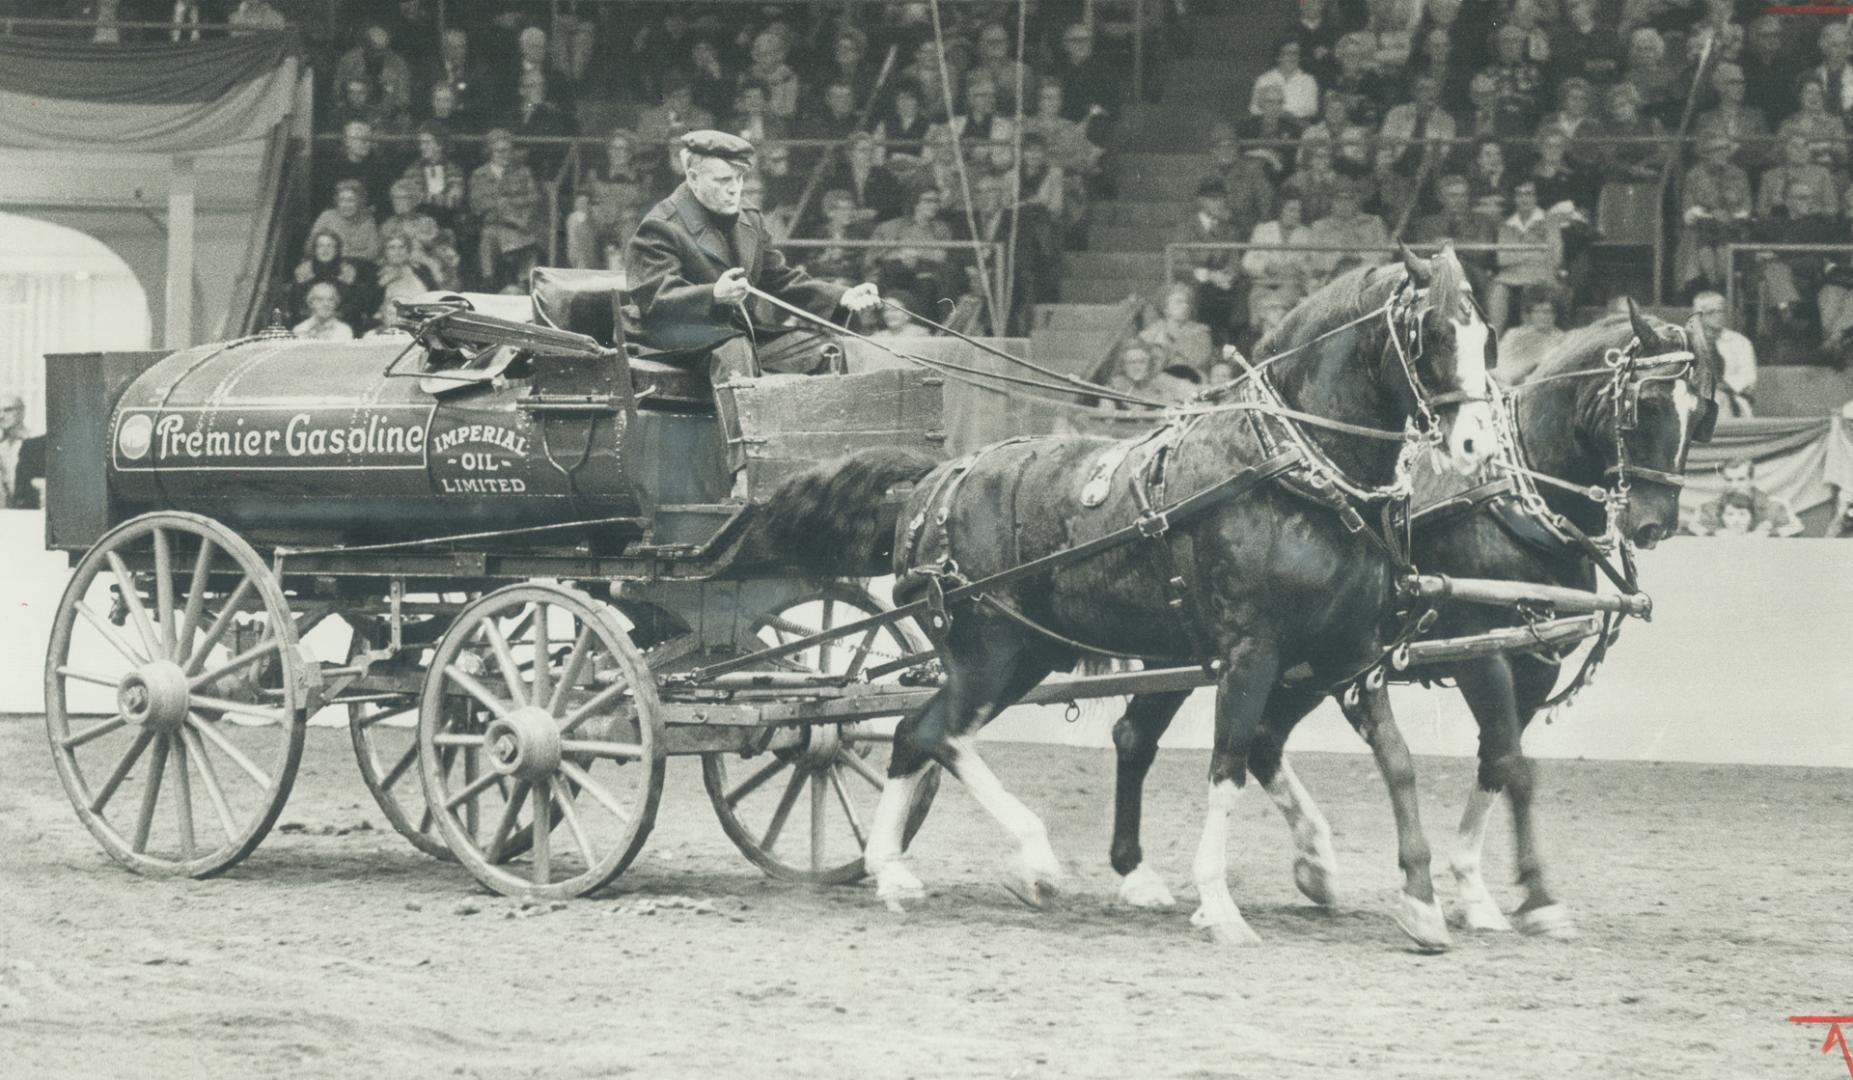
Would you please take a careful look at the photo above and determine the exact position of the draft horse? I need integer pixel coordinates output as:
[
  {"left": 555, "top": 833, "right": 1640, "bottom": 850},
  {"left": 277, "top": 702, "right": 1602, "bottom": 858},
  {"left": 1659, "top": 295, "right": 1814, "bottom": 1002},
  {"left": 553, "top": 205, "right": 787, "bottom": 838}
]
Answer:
[
  {"left": 1107, "top": 302, "right": 1719, "bottom": 941},
  {"left": 748, "top": 248, "right": 1499, "bottom": 946}
]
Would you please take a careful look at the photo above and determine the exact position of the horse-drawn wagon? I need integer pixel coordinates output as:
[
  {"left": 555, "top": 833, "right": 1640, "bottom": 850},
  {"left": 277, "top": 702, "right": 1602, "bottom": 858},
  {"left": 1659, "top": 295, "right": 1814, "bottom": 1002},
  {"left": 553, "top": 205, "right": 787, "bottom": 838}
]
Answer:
[{"left": 36, "top": 256, "right": 1700, "bottom": 945}]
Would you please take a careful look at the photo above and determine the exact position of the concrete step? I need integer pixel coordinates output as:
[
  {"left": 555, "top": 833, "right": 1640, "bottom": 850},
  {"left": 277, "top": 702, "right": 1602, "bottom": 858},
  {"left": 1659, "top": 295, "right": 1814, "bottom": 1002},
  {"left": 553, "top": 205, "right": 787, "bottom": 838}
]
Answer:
[
  {"left": 1088, "top": 223, "right": 1181, "bottom": 253},
  {"left": 1034, "top": 302, "right": 1131, "bottom": 333},
  {"left": 1058, "top": 276, "right": 1166, "bottom": 305},
  {"left": 1063, "top": 251, "right": 1167, "bottom": 281},
  {"left": 1116, "top": 152, "right": 1216, "bottom": 200},
  {"left": 1115, "top": 103, "right": 1227, "bottom": 152}
]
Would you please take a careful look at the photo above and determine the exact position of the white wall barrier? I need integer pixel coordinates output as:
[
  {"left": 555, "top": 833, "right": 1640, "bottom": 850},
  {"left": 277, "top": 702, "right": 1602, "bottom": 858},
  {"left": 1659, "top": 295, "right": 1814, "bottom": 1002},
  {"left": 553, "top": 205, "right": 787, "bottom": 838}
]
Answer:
[{"left": 5, "top": 509, "right": 1850, "bottom": 768}]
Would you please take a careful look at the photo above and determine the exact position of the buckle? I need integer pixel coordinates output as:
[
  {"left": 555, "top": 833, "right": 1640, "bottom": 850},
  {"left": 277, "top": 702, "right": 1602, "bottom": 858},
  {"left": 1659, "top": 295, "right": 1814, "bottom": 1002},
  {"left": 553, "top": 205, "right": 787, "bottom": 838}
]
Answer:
[{"left": 1136, "top": 511, "right": 1170, "bottom": 538}]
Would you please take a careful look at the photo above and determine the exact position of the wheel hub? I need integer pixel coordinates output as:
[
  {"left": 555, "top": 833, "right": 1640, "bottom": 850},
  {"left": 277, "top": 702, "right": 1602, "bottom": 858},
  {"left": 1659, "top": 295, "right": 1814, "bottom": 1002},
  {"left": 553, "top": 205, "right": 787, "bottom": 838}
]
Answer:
[
  {"left": 119, "top": 661, "right": 190, "bottom": 734},
  {"left": 482, "top": 706, "right": 562, "bottom": 781},
  {"left": 794, "top": 722, "right": 847, "bottom": 769}
]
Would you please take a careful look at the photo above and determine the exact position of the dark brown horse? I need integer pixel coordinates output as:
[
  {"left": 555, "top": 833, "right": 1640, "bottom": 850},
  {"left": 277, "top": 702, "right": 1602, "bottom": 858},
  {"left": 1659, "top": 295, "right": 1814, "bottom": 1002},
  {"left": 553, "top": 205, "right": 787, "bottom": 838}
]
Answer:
[
  {"left": 1106, "top": 303, "right": 1719, "bottom": 942},
  {"left": 747, "top": 248, "right": 1498, "bottom": 946}
]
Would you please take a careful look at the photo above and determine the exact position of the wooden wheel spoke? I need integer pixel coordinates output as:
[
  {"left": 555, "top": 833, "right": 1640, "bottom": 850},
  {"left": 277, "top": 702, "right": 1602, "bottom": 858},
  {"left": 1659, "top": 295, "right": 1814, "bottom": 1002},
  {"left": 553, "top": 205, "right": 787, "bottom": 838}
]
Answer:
[
  {"left": 442, "top": 665, "right": 513, "bottom": 719},
  {"left": 432, "top": 732, "right": 487, "bottom": 749},
  {"left": 185, "top": 714, "right": 272, "bottom": 789},
  {"left": 104, "top": 551, "right": 163, "bottom": 659},
  {"left": 809, "top": 771, "right": 828, "bottom": 873},
  {"left": 840, "top": 748, "right": 887, "bottom": 790},
  {"left": 558, "top": 739, "right": 642, "bottom": 761},
  {"left": 442, "top": 767, "right": 503, "bottom": 812},
  {"left": 187, "top": 637, "right": 281, "bottom": 691},
  {"left": 485, "top": 780, "right": 530, "bottom": 861},
  {"left": 182, "top": 726, "right": 237, "bottom": 841},
  {"left": 57, "top": 666, "right": 123, "bottom": 691},
  {"left": 760, "top": 768, "right": 807, "bottom": 852},
  {"left": 75, "top": 600, "right": 149, "bottom": 667},
  {"left": 843, "top": 627, "right": 882, "bottom": 678},
  {"left": 828, "top": 764, "right": 868, "bottom": 850},
  {"left": 479, "top": 618, "right": 528, "bottom": 707},
  {"left": 61, "top": 714, "right": 128, "bottom": 750},
  {"left": 171, "top": 732, "right": 197, "bottom": 860},
  {"left": 379, "top": 739, "right": 420, "bottom": 792},
  {"left": 460, "top": 748, "right": 480, "bottom": 836},
  {"left": 152, "top": 528, "right": 177, "bottom": 659},
  {"left": 557, "top": 680, "right": 627, "bottom": 738},
  {"left": 529, "top": 604, "right": 552, "bottom": 708},
  {"left": 724, "top": 757, "right": 789, "bottom": 808},
  {"left": 558, "top": 759, "right": 629, "bottom": 825},
  {"left": 131, "top": 734, "right": 171, "bottom": 854},
  {"left": 356, "top": 700, "right": 417, "bottom": 728},
  {"left": 552, "top": 778, "right": 598, "bottom": 865},
  {"left": 176, "top": 538, "right": 216, "bottom": 664},
  {"left": 548, "top": 625, "right": 593, "bottom": 715},
  {"left": 90, "top": 728, "right": 154, "bottom": 814},
  {"left": 818, "top": 598, "right": 836, "bottom": 672},
  {"left": 189, "top": 694, "right": 287, "bottom": 725},
  {"left": 182, "top": 575, "right": 255, "bottom": 676},
  {"left": 530, "top": 779, "right": 552, "bottom": 885}
]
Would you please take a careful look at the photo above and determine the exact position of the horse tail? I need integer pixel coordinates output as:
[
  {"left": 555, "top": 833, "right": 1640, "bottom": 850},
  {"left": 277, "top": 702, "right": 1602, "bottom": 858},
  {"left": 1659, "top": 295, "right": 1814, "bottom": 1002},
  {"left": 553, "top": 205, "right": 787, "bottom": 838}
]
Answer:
[{"left": 733, "top": 447, "right": 941, "bottom": 574}]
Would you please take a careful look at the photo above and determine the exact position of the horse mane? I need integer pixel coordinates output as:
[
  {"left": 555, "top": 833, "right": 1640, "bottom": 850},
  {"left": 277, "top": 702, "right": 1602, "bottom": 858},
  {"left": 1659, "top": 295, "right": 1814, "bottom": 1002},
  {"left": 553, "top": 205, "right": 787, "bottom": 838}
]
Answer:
[
  {"left": 1526, "top": 312, "right": 1635, "bottom": 382},
  {"left": 1258, "top": 261, "right": 1405, "bottom": 360}
]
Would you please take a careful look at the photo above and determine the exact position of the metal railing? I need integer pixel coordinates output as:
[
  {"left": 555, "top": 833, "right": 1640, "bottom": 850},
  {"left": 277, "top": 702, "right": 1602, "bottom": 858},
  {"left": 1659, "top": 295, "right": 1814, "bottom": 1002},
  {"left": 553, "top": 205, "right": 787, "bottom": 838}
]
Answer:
[
  {"left": 779, "top": 237, "right": 1007, "bottom": 335},
  {"left": 1162, "top": 241, "right": 1548, "bottom": 295},
  {"left": 1723, "top": 242, "right": 1853, "bottom": 326}
]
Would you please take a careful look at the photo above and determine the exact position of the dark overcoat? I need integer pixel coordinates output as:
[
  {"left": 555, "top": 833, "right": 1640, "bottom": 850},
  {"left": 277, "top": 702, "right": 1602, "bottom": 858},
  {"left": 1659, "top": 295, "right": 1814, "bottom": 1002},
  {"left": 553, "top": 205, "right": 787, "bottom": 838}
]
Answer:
[{"left": 625, "top": 182, "right": 847, "bottom": 351}]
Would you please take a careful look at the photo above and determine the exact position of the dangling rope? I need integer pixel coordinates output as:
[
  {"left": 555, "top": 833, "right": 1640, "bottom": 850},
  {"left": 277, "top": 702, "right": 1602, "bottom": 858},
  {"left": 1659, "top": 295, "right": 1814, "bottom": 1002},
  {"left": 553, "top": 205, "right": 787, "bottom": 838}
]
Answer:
[
  {"left": 928, "top": 0, "right": 1003, "bottom": 333},
  {"left": 1000, "top": 0, "right": 1029, "bottom": 330}
]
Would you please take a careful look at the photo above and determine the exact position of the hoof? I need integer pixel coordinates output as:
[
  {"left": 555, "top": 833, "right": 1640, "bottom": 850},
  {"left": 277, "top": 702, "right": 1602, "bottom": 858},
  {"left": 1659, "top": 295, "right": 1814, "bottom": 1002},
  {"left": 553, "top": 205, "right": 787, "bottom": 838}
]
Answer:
[
  {"left": 1190, "top": 906, "right": 1262, "bottom": 946},
  {"left": 1293, "top": 855, "right": 1339, "bottom": 908},
  {"left": 1393, "top": 893, "right": 1453, "bottom": 953},
  {"left": 1514, "top": 903, "right": 1578, "bottom": 940},
  {"left": 1117, "top": 865, "right": 1177, "bottom": 910},
  {"left": 875, "top": 862, "right": 925, "bottom": 913},
  {"left": 1001, "top": 856, "right": 1064, "bottom": 910},
  {"left": 1452, "top": 895, "right": 1513, "bottom": 933}
]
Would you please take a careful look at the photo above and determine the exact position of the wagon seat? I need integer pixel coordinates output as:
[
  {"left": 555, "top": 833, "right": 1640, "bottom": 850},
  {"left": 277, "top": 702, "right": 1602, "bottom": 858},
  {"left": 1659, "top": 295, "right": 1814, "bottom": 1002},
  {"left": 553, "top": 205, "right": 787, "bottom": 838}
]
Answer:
[{"left": 529, "top": 266, "right": 713, "bottom": 412}]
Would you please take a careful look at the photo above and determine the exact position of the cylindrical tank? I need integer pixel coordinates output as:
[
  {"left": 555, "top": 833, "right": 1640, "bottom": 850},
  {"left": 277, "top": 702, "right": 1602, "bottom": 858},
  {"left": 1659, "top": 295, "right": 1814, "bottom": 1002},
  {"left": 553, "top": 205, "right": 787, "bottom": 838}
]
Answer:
[{"left": 107, "top": 337, "right": 642, "bottom": 546}]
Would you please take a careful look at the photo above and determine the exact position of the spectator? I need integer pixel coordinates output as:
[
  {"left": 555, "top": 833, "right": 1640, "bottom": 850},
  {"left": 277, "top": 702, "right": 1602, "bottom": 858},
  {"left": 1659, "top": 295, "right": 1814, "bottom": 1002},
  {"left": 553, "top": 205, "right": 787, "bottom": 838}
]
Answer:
[
  {"left": 1488, "top": 23, "right": 1545, "bottom": 131},
  {"left": 1282, "top": 142, "right": 1348, "bottom": 223},
  {"left": 0, "top": 392, "right": 37, "bottom": 509},
  {"left": 1759, "top": 134, "right": 1839, "bottom": 218},
  {"left": 952, "top": 78, "right": 1015, "bottom": 152},
  {"left": 572, "top": 128, "right": 649, "bottom": 270},
  {"left": 374, "top": 234, "right": 437, "bottom": 327},
  {"left": 1169, "top": 178, "right": 1246, "bottom": 343},
  {"left": 868, "top": 188, "right": 959, "bottom": 303},
  {"left": 1051, "top": 22, "right": 1120, "bottom": 145},
  {"left": 292, "top": 229, "right": 363, "bottom": 314},
  {"left": 1414, "top": 26, "right": 1468, "bottom": 112},
  {"left": 900, "top": 40, "right": 955, "bottom": 124},
  {"left": 507, "top": 25, "right": 571, "bottom": 112},
  {"left": 293, "top": 282, "right": 357, "bottom": 342},
  {"left": 1411, "top": 173, "right": 1496, "bottom": 295},
  {"left": 228, "top": 0, "right": 284, "bottom": 34},
  {"left": 807, "top": 81, "right": 864, "bottom": 147},
  {"left": 1529, "top": 128, "right": 1599, "bottom": 223},
  {"left": 425, "top": 28, "right": 491, "bottom": 128},
  {"left": 1466, "top": 140, "right": 1514, "bottom": 216},
  {"left": 1495, "top": 292, "right": 1565, "bottom": 385},
  {"left": 307, "top": 179, "right": 384, "bottom": 265},
  {"left": 507, "top": 68, "right": 576, "bottom": 180},
  {"left": 1015, "top": 134, "right": 1070, "bottom": 240},
  {"left": 1244, "top": 194, "right": 1319, "bottom": 309},
  {"left": 320, "top": 119, "right": 398, "bottom": 220},
  {"left": 1712, "top": 490, "right": 1764, "bottom": 535},
  {"left": 1291, "top": 0, "right": 1348, "bottom": 84},
  {"left": 871, "top": 300, "right": 925, "bottom": 339},
  {"left": 1206, "top": 131, "right": 1274, "bottom": 244},
  {"left": 334, "top": 23, "right": 414, "bottom": 122},
  {"left": 1806, "top": 22, "right": 1853, "bottom": 117},
  {"left": 401, "top": 124, "right": 468, "bottom": 226},
  {"left": 826, "top": 27, "right": 876, "bottom": 105},
  {"left": 1298, "top": 93, "right": 1373, "bottom": 180},
  {"left": 1676, "top": 134, "right": 1753, "bottom": 297},
  {"left": 1776, "top": 79, "right": 1848, "bottom": 169},
  {"left": 876, "top": 83, "right": 934, "bottom": 171},
  {"left": 1360, "top": 0, "right": 1417, "bottom": 79},
  {"left": 1307, "top": 178, "right": 1390, "bottom": 282},
  {"left": 1622, "top": 28, "right": 1680, "bottom": 123},
  {"left": 1230, "top": 289, "right": 1295, "bottom": 364},
  {"left": 1139, "top": 283, "right": 1216, "bottom": 375},
  {"left": 1024, "top": 82, "right": 1103, "bottom": 186},
  {"left": 1537, "top": 78, "right": 1604, "bottom": 175},
  {"left": 1104, "top": 339, "right": 1192, "bottom": 408},
  {"left": 728, "top": 82, "right": 787, "bottom": 148},
  {"left": 427, "top": 84, "right": 476, "bottom": 140},
  {"left": 635, "top": 71, "right": 716, "bottom": 161},
  {"left": 380, "top": 178, "right": 442, "bottom": 268},
  {"left": 687, "top": 38, "right": 736, "bottom": 123},
  {"left": 1551, "top": 0, "right": 1626, "bottom": 89},
  {"left": 809, "top": 189, "right": 872, "bottom": 285},
  {"left": 970, "top": 21, "right": 1033, "bottom": 112},
  {"left": 1489, "top": 178, "right": 1564, "bottom": 330},
  {"left": 1236, "top": 83, "right": 1303, "bottom": 183},
  {"left": 1692, "top": 290, "right": 1757, "bottom": 417},
  {"left": 1326, "top": 31, "right": 1388, "bottom": 127},
  {"left": 1694, "top": 63, "right": 1770, "bottom": 173},
  {"left": 468, "top": 129, "right": 543, "bottom": 290},
  {"left": 169, "top": 0, "right": 207, "bottom": 43},
  {"left": 745, "top": 28, "right": 802, "bottom": 123},
  {"left": 1374, "top": 72, "right": 1455, "bottom": 218},
  {"left": 1595, "top": 81, "right": 1669, "bottom": 187},
  {"left": 1456, "top": 71, "right": 1526, "bottom": 155},
  {"left": 1756, "top": 176, "right": 1839, "bottom": 334},
  {"left": 1693, "top": 458, "right": 1801, "bottom": 536},
  {"left": 1251, "top": 40, "right": 1320, "bottom": 121},
  {"left": 1741, "top": 14, "right": 1795, "bottom": 125}
]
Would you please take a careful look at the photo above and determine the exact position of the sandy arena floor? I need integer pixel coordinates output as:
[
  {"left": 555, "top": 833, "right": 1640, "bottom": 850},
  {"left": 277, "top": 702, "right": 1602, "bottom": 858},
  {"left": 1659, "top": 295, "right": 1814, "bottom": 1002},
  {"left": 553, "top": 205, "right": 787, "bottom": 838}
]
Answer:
[{"left": 1, "top": 717, "right": 1847, "bottom": 1079}]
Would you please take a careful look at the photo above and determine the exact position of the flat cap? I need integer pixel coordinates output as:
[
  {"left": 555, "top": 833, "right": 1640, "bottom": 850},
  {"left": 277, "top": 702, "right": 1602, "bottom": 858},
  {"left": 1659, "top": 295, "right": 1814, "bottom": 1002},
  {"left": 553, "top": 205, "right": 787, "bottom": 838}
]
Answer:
[{"left": 681, "top": 129, "right": 755, "bottom": 166}]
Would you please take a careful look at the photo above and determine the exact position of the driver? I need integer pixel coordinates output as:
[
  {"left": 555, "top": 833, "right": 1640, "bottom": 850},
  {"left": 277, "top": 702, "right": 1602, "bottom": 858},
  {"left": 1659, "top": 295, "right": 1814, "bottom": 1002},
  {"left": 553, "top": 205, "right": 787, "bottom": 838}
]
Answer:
[{"left": 624, "top": 129, "right": 881, "bottom": 382}]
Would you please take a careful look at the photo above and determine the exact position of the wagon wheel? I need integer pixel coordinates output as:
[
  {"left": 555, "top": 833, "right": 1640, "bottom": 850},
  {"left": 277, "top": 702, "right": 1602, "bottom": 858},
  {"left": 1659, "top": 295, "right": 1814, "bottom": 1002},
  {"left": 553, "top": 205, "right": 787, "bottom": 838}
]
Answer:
[
  {"left": 701, "top": 585, "right": 940, "bottom": 885},
  {"left": 346, "top": 612, "right": 457, "bottom": 860},
  {"left": 43, "top": 511, "right": 308, "bottom": 877},
  {"left": 419, "top": 583, "right": 664, "bottom": 899}
]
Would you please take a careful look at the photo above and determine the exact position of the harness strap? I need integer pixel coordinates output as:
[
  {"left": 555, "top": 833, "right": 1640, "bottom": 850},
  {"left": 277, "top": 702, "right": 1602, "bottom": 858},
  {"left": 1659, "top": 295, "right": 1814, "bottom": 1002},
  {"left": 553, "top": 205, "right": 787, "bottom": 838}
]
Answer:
[{"left": 1128, "top": 436, "right": 1222, "bottom": 674}]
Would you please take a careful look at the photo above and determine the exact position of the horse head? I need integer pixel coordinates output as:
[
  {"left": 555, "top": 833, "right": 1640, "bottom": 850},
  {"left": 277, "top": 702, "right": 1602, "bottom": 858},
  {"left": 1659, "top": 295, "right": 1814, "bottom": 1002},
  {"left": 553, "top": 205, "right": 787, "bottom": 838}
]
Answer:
[
  {"left": 1396, "top": 243, "right": 1499, "bottom": 475},
  {"left": 1596, "top": 299, "right": 1718, "bottom": 548}
]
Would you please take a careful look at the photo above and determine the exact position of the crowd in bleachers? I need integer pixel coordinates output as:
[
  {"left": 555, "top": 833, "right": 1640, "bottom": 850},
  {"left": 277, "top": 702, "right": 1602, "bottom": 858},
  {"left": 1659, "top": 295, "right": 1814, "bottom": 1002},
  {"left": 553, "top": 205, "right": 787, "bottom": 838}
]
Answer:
[
  {"left": 1107, "top": 0, "right": 1853, "bottom": 409},
  {"left": 263, "top": 0, "right": 1133, "bottom": 339}
]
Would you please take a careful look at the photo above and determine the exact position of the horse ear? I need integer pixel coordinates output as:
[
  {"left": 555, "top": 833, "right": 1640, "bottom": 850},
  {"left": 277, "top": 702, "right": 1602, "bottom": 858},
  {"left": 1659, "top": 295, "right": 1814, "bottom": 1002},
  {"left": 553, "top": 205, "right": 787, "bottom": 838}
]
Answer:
[
  {"left": 1399, "top": 244, "right": 1432, "bottom": 287},
  {"left": 1684, "top": 312, "right": 1722, "bottom": 395},
  {"left": 1625, "top": 296, "right": 1655, "bottom": 346}
]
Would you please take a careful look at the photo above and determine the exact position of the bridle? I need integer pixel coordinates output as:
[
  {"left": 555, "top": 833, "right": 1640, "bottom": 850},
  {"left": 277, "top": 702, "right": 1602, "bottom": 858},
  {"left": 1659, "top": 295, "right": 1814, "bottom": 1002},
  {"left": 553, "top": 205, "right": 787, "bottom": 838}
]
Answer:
[{"left": 1381, "top": 278, "right": 1492, "bottom": 444}]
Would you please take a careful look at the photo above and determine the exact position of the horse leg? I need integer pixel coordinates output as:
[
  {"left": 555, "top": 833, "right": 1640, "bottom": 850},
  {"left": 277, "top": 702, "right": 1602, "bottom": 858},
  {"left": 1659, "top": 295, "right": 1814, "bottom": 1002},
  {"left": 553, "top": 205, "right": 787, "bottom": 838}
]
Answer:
[
  {"left": 1188, "top": 642, "right": 1278, "bottom": 947},
  {"left": 1109, "top": 689, "right": 1190, "bottom": 909},
  {"left": 1340, "top": 682, "right": 1451, "bottom": 951},
  {"left": 1450, "top": 656, "right": 1575, "bottom": 939},
  {"left": 1249, "top": 687, "right": 1340, "bottom": 907},
  {"left": 1510, "top": 656, "right": 1576, "bottom": 939},
  {"left": 865, "top": 687, "right": 950, "bottom": 909}
]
